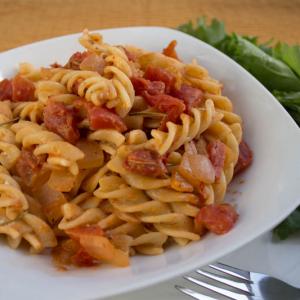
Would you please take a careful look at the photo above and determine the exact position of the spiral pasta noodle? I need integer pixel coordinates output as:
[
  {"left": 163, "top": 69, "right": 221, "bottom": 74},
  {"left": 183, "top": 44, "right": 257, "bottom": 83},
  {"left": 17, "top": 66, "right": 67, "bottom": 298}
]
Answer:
[
  {"left": 12, "top": 101, "right": 44, "bottom": 123},
  {"left": 41, "top": 31, "right": 134, "bottom": 117},
  {"left": 0, "top": 29, "right": 251, "bottom": 269},
  {"left": 17, "top": 62, "right": 41, "bottom": 81},
  {"left": 0, "top": 166, "right": 28, "bottom": 221},
  {"left": 11, "top": 121, "right": 84, "bottom": 175},
  {"left": 88, "top": 129, "right": 125, "bottom": 155},
  {"left": 0, "top": 212, "right": 57, "bottom": 253},
  {"left": 80, "top": 30, "right": 134, "bottom": 115},
  {"left": 151, "top": 99, "right": 216, "bottom": 155},
  {"left": 0, "top": 101, "right": 21, "bottom": 169}
]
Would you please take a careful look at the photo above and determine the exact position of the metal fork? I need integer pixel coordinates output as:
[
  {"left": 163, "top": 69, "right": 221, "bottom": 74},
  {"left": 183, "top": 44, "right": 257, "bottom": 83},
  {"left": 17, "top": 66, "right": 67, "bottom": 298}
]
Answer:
[{"left": 176, "top": 262, "right": 300, "bottom": 300}]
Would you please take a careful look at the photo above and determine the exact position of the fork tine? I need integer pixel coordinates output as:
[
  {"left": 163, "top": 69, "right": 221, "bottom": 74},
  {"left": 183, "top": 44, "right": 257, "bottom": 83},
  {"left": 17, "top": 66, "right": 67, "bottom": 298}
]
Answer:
[
  {"left": 175, "top": 285, "right": 217, "bottom": 300},
  {"left": 196, "top": 269, "right": 253, "bottom": 295},
  {"left": 184, "top": 276, "right": 249, "bottom": 300},
  {"left": 209, "top": 263, "right": 252, "bottom": 283}
]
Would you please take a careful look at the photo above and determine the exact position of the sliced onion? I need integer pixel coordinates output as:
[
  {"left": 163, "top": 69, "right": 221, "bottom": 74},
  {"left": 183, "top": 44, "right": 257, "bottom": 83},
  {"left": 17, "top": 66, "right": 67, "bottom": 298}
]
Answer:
[
  {"left": 33, "top": 183, "right": 67, "bottom": 225},
  {"left": 189, "top": 154, "right": 215, "bottom": 184},
  {"left": 76, "top": 140, "right": 104, "bottom": 169},
  {"left": 79, "top": 235, "right": 129, "bottom": 267},
  {"left": 47, "top": 169, "right": 76, "bottom": 192},
  {"left": 178, "top": 153, "right": 215, "bottom": 186},
  {"left": 195, "top": 137, "right": 208, "bottom": 155},
  {"left": 184, "top": 141, "right": 197, "bottom": 155},
  {"left": 79, "top": 53, "right": 105, "bottom": 75}
]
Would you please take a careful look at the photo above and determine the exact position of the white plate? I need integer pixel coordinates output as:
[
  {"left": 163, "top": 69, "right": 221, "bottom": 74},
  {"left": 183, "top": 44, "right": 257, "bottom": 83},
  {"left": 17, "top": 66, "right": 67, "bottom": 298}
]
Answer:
[{"left": 0, "top": 27, "right": 300, "bottom": 300}]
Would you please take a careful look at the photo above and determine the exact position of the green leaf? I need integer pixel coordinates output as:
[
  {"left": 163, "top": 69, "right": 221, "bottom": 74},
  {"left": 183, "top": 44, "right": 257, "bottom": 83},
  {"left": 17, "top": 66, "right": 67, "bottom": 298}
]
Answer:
[
  {"left": 242, "top": 35, "right": 273, "bottom": 54},
  {"left": 273, "top": 91, "right": 300, "bottom": 125},
  {"left": 220, "top": 35, "right": 300, "bottom": 92},
  {"left": 177, "top": 21, "right": 195, "bottom": 36},
  {"left": 274, "top": 206, "right": 300, "bottom": 240},
  {"left": 178, "top": 17, "right": 226, "bottom": 47},
  {"left": 273, "top": 43, "right": 300, "bottom": 77},
  {"left": 273, "top": 90, "right": 300, "bottom": 107}
]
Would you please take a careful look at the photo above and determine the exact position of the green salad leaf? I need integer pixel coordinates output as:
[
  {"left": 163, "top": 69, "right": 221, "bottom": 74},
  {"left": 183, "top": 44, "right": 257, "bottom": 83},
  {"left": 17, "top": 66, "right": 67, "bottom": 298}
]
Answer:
[
  {"left": 273, "top": 43, "right": 300, "bottom": 77},
  {"left": 273, "top": 206, "right": 300, "bottom": 240},
  {"left": 177, "top": 18, "right": 300, "bottom": 240},
  {"left": 178, "top": 17, "right": 226, "bottom": 47},
  {"left": 273, "top": 91, "right": 300, "bottom": 125},
  {"left": 220, "top": 34, "right": 300, "bottom": 91}
]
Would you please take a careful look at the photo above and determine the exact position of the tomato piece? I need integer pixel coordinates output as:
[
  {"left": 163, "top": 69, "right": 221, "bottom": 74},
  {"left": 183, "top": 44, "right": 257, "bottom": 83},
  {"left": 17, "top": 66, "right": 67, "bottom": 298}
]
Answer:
[
  {"left": 12, "top": 75, "right": 35, "bottom": 102},
  {"left": 144, "top": 66, "right": 175, "bottom": 93},
  {"left": 171, "top": 84, "right": 203, "bottom": 113},
  {"left": 44, "top": 101, "right": 80, "bottom": 144},
  {"left": 73, "top": 98, "right": 127, "bottom": 132},
  {"left": 195, "top": 203, "right": 238, "bottom": 235},
  {"left": 124, "top": 149, "right": 167, "bottom": 178},
  {"left": 131, "top": 77, "right": 165, "bottom": 95},
  {"left": 234, "top": 141, "right": 253, "bottom": 175},
  {"left": 143, "top": 92, "right": 185, "bottom": 129},
  {"left": 15, "top": 148, "right": 46, "bottom": 187},
  {"left": 88, "top": 106, "right": 127, "bottom": 132},
  {"left": 0, "top": 79, "right": 13, "bottom": 101},
  {"left": 0, "top": 76, "right": 35, "bottom": 102},
  {"left": 162, "top": 40, "right": 180, "bottom": 60}
]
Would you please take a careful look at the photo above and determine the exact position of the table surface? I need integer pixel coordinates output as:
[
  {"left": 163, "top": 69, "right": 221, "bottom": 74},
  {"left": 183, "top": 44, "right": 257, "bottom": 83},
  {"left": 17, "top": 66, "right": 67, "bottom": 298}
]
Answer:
[{"left": 0, "top": 0, "right": 300, "bottom": 52}]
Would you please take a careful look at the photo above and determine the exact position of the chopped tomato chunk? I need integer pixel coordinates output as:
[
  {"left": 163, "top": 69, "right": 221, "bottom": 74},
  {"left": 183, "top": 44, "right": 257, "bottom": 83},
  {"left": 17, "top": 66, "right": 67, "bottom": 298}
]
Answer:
[
  {"left": 144, "top": 66, "right": 175, "bottom": 93},
  {"left": 44, "top": 101, "right": 80, "bottom": 144},
  {"left": 74, "top": 98, "right": 127, "bottom": 132},
  {"left": 88, "top": 106, "right": 127, "bottom": 132},
  {"left": 124, "top": 149, "right": 167, "bottom": 177},
  {"left": 234, "top": 141, "right": 253, "bottom": 175},
  {"left": 162, "top": 40, "right": 180, "bottom": 60},
  {"left": 15, "top": 148, "right": 46, "bottom": 187},
  {"left": 143, "top": 92, "right": 185, "bottom": 129},
  {"left": 131, "top": 77, "right": 165, "bottom": 95},
  {"left": 12, "top": 75, "right": 35, "bottom": 102},
  {"left": 171, "top": 84, "right": 203, "bottom": 113},
  {"left": 0, "top": 76, "right": 35, "bottom": 102},
  {"left": 195, "top": 203, "right": 238, "bottom": 235},
  {"left": 0, "top": 79, "right": 12, "bottom": 101}
]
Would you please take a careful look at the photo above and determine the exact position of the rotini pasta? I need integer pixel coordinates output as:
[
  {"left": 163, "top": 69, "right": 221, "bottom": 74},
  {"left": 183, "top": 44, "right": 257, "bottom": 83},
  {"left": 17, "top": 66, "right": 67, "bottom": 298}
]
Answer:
[
  {"left": 151, "top": 99, "right": 216, "bottom": 155},
  {"left": 0, "top": 101, "right": 21, "bottom": 169},
  {"left": 12, "top": 101, "right": 44, "bottom": 123},
  {"left": 0, "top": 30, "right": 252, "bottom": 269},
  {"left": 11, "top": 121, "right": 84, "bottom": 175}
]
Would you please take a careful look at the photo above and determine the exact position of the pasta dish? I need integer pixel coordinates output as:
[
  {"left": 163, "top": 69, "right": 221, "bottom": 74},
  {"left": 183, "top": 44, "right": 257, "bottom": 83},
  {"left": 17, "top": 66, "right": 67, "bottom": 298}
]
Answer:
[{"left": 0, "top": 30, "right": 252, "bottom": 268}]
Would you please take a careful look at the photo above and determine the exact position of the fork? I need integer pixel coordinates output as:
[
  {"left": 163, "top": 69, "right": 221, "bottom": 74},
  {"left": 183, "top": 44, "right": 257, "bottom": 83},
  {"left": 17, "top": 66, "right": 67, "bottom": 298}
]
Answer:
[{"left": 175, "top": 262, "right": 300, "bottom": 300}]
